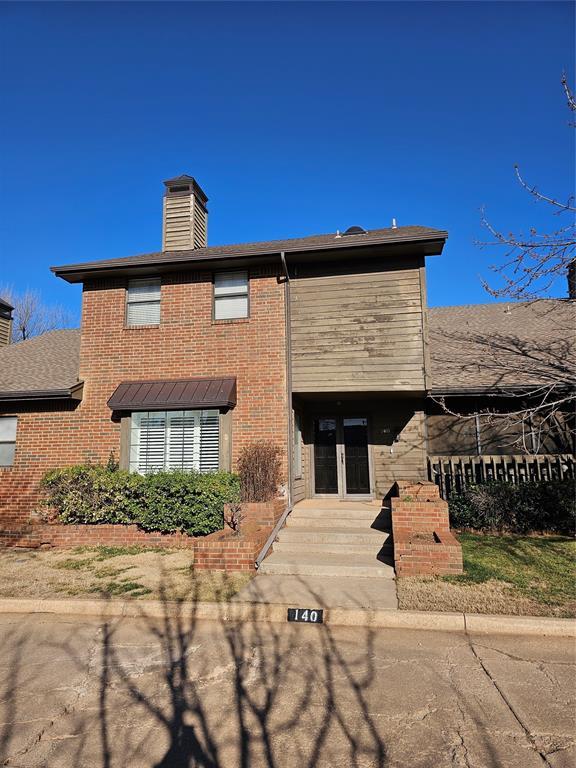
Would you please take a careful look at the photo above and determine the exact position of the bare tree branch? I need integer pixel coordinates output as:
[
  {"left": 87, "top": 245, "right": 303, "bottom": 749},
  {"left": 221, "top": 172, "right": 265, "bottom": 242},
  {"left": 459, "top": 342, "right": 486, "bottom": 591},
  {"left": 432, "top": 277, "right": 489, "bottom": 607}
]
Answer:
[{"left": 0, "top": 285, "right": 74, "bottom": 342}]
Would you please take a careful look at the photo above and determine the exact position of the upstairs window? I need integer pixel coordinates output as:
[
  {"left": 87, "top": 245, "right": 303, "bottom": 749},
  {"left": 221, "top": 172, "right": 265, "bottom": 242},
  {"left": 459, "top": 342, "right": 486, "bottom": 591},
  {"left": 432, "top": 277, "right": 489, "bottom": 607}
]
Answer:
[
  {"left": 126, "top": 278, "right": 161, "bottom": 326},
  {"left": 214, "top": 271, "right": 249, "bottom": 320},
  {"left": 129, "top": 409, "right": 219, "bottom": 474},
  {"left": 0, "top": 416, "right": 17, "bottom": 467}
]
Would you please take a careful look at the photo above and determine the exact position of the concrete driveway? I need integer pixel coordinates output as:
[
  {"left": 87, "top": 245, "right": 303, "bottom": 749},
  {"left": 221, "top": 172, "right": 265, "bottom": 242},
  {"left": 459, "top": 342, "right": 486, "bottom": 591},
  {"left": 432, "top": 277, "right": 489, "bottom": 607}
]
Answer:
[{"left": 0, "top": 610, "right": 574, "bottom": 768}]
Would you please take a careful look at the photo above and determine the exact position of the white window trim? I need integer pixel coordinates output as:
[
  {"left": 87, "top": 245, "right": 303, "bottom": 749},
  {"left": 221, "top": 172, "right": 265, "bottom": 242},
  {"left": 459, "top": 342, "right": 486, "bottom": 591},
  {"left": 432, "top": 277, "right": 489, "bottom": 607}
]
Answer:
[
  {"left": 0, "top": 416, "right": 17, "bottom": 467},
  {"left": 293, "top": 412, "right": 302, "bottom": 480},
  {"left": 213, "top": 271, "right": 249, "bottom": 320},
  {"left": 126, "top": 278, "right": 161, "bottom": 327}
]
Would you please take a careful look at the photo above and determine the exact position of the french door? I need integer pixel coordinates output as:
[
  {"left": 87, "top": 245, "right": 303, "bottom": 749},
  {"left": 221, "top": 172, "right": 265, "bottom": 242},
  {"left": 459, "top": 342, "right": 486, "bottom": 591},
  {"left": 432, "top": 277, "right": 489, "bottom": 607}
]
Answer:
[{"left": 313, "top": 416, "right": 371, "bottom": 498}]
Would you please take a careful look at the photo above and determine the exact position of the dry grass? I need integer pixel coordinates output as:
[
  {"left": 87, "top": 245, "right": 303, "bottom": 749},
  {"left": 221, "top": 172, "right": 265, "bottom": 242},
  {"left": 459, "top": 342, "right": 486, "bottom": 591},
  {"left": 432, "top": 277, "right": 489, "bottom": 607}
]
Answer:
[
  {"left": 0, "top": 546, "right": 253, "bottom": 602},
  {"left": 397, "top": 534, "right": 576, "bottom": 618}
]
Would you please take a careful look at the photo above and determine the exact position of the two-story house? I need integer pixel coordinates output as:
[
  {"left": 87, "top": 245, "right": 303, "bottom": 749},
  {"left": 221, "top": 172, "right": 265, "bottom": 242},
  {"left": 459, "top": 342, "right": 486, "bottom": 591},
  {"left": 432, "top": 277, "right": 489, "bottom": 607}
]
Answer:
[{"left": 0, "top": 175, "right": 573, "bottom": 547}]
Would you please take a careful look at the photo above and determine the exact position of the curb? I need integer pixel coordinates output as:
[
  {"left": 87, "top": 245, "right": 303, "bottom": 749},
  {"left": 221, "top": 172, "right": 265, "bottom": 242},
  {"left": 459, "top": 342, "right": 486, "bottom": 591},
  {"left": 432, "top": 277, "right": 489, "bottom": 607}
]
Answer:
[{"left": 0, "top": 598, "right": 573, "bottom": 637}]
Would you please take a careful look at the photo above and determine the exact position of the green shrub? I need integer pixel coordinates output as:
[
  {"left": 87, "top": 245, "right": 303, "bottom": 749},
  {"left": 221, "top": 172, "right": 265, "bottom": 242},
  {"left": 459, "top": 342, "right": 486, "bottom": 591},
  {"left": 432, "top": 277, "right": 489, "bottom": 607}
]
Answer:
[
  {"left": 137, "top": 470, "right": 240, "bottom": 536},
  {"left": 41, "top": 465, "right": 143, "bottom": 525},
  {"left": 448, "top": 479, "right": 575, "bottom": 534},
  {"left": 41, "top": 465, "right": 240, "bottom": 537}
]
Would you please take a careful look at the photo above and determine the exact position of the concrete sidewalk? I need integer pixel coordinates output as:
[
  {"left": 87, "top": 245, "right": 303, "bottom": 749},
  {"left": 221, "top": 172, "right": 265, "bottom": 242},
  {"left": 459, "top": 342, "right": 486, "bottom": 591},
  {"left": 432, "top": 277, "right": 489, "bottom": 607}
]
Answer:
[
  {"left": 232, "top": 573, "right": 399, "bottom": 609},
  {"left": 0, "top": 612, "right": 574, "bottom": 767}
]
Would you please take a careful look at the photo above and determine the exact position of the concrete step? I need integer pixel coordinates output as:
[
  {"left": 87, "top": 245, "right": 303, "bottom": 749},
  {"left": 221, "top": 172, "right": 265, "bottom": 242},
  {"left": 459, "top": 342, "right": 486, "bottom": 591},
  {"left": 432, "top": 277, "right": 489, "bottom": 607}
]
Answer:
[
  {"left": 259, "top": 551, "right": 395, "bottom": 579},
  {"left": 285, "top": 515, "right": 384, "bottom": 529},
  {"left": 273, "top": 540, "right": 391, "bottom": 555},
  {"left": 289, "top": 507, "right": 380, "bottom": 521},
  {"left": 277, "top": 527, "right": 391, "bottom": 545}
]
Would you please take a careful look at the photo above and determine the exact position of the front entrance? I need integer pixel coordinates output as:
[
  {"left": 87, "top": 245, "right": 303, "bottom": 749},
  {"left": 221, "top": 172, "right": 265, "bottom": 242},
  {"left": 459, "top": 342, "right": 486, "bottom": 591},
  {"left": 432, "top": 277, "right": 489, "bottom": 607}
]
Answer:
[{"left": 313, "top": 417, "right": 372, "bottom": 498}]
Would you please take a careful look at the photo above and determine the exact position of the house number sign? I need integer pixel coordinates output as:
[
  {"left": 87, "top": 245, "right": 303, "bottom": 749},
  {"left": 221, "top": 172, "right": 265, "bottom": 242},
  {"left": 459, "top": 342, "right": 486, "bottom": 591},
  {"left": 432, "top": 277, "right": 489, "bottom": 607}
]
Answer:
[{"left": 287, "top": 608, "right": 324, "bottom": 624}]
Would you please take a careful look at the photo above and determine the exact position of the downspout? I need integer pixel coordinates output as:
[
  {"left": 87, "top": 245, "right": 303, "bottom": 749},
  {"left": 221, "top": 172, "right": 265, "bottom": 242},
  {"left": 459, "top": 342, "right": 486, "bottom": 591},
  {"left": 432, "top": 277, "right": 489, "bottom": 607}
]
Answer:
[{"left": 255, "top": 251, "right": 293, "bottom": 568}]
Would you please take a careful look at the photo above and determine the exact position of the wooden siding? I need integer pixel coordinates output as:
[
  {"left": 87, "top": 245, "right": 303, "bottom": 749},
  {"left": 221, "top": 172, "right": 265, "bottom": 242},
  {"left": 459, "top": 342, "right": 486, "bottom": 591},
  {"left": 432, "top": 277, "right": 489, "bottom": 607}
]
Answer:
[
  {"left": 290, "top": 267, "right": 426, "bottom": 392},
  {"left": 0, "top": 316, "right": 11, "bottom": 346},
  {"left": 162, "top": 193, "right": 208, "bottom": 251}
]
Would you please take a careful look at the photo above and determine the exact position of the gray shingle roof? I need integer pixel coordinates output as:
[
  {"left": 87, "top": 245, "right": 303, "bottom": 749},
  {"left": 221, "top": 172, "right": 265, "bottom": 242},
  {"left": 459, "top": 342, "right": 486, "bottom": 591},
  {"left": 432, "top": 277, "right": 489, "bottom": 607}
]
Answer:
[
  {"left": 0, "top": 329, "right": 82, "bottom": 398},
  {"left": 52, "top": 225, "right": 447, "bottom": 280},
  {"left": 428, "top": 300, "right": 576, "bottom": 392},
  {"left": 1, "top": 301, "right": 571, "bottom": 400}
]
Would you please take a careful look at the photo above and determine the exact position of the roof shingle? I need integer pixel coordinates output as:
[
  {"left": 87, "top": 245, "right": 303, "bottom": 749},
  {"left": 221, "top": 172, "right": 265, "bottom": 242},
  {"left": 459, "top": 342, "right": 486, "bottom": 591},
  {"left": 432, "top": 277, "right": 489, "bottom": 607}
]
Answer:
[{"left": 0, "top": 329, "right": 81, "bottom": 398}]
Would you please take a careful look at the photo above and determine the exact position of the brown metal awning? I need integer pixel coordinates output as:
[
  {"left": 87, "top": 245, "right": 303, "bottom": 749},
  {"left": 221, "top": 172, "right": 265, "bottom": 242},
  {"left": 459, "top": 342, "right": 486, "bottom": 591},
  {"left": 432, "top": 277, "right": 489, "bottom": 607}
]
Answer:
[{"left": 107, "top": 377, "right": 237, "bottom": 411}]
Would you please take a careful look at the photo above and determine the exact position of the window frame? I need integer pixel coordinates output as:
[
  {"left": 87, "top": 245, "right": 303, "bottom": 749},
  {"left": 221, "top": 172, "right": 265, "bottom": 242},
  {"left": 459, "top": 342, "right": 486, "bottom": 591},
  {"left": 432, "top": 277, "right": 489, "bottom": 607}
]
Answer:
[
  {"left": 125, "top": 278, "right": 162, "bottom": 327},
  {"left": 212, "top": 270, "right": 250, "bottom": 321},
  {"left": 0, "top": 416, "right": 17, "bottom": 468},
  {"left": 128, "top": 408, "right": 220, "bottom": 475}
]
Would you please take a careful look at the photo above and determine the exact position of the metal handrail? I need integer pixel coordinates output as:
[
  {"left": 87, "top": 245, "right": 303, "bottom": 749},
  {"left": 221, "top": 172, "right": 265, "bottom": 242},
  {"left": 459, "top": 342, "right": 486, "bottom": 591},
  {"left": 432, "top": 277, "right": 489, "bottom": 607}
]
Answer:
[{"left": 254, "top": 502, "right": 293, "bottom": 570}]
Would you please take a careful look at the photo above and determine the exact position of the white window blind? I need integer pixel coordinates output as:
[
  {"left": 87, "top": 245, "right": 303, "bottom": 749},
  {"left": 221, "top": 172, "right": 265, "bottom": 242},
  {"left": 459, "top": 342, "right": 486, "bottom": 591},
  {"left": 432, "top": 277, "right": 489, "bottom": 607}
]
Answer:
[
  {"left": 214, "top": 271, "right": 248, "bottom": 319},
  {"left": 126, "top": 279, "right": 161, "bottom": 326},
  {"left": 129, "top": 410, "right": 220, "bottom": 474},
  {"left": 0, "top": 416, "right": 17, "bottom": 467}
]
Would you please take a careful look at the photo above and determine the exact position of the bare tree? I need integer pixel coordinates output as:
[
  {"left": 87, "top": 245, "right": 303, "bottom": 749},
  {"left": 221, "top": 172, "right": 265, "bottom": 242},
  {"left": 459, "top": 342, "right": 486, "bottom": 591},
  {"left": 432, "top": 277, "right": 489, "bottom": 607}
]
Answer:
[
  {"left": 480, "top": 75, "right": 575, "bottom": 301},
  {"left": 432, "top": 77, "right": 576, "bottom": 456},
  {"left": 0, "top": 285, "right": 74, "bottom": 342}
]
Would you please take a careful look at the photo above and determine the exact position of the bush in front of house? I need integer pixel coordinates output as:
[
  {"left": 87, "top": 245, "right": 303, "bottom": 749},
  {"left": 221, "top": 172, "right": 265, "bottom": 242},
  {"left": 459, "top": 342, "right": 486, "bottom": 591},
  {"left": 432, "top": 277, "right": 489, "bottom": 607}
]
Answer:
[
  {"left": 237, "top": 440, "right": 283, "bottom": 502},
  {"left": 448, "top": 479, "right": 575, "bottom": 534},
  {"left": 137, "top": 470, "right": 240, "bottom": 536},
  {"left": 41, "top": 465, "right": 144, "bottom": 525},
  {"left": 41, "top": 466, "right": 240, "bottom": 537}
]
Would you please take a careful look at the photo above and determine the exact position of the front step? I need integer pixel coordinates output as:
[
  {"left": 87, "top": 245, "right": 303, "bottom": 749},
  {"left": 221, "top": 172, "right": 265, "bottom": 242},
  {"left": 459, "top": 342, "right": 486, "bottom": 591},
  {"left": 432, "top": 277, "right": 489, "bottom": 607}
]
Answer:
[
  {"left": 274, "top": 540, "right": 393, "bottom": 556},
  {"left": 278, "top": 527, "right": 390, "bottom": 545},
  {"left": 289, "top": 507, "right": 380, "bottom": 521},
  {"left": 285, "top": 515, "right": 381, "bottom": 529},
  {"left": 275, "top": 527, "right": 391, "bottom": 555},
  {"left": 259, "top": 551, "right": 395, "bottom": 579}
]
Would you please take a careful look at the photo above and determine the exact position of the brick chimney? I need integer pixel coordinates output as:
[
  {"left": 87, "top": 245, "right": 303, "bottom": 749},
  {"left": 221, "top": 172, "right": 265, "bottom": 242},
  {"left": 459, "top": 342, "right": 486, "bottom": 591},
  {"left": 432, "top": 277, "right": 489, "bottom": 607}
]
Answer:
[
  {"left": 568, "top": 259, "right": 576, "bottom": 300},
  {"left": 0, "top": 298, "right": 13, "bottom": 346},
  {"left": 162, "top": 175, "right": 208, "bottom": 251}
]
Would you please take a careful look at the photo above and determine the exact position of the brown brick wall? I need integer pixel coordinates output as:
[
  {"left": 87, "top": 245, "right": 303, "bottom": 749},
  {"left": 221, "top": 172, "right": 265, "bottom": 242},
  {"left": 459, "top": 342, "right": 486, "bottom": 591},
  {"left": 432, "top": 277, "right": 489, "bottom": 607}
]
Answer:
[
  {"left": 391, "top": 481, "right": 463, "bottom": 576},
  {"left": 0, "top": 267, "right": 288, "bottom": 535}
]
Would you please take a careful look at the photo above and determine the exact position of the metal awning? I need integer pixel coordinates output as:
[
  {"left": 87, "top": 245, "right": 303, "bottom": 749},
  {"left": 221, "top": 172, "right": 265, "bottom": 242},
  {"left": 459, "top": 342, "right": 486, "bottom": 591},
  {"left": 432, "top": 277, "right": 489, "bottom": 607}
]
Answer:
[{"left": 107, "top": 377, "right": 237, "bottom": 411}]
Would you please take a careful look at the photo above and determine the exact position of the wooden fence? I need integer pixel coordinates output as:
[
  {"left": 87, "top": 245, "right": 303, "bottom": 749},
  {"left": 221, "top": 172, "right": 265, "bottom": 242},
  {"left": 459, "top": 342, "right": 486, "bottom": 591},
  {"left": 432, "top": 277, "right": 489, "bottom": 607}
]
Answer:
[{"left": 428, "top": 454, "right": 575, "bottom": 499}]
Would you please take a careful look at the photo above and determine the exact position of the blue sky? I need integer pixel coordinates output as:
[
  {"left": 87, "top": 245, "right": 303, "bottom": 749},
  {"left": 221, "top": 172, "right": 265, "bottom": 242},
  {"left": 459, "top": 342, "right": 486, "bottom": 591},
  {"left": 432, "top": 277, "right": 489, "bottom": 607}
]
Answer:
[{"left": 0, "top": 1, "right": 574, "bottom": 322}]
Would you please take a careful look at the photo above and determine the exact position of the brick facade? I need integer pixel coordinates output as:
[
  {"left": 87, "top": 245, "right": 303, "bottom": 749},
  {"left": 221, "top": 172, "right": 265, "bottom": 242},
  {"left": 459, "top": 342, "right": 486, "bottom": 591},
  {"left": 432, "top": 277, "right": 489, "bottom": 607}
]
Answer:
[
  {"left": 0, "top": 267, "right": 288, "bottom": 545},
  {"left": 391, "top": 481, "right": 463, "bottom": 576}
]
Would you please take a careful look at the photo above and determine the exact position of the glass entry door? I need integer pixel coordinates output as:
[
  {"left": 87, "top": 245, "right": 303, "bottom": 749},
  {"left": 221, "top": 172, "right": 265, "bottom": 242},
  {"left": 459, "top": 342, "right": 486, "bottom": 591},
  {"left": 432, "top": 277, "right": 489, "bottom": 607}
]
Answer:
[{"left": 313, "top": 416, "right": 371, "bottom": 497}]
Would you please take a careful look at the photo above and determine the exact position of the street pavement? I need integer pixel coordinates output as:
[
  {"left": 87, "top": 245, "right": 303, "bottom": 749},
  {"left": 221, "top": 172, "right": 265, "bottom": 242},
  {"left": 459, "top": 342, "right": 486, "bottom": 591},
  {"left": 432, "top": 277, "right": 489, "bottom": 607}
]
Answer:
[{"left": 0, "top": 609, "right": 574, "bottom": 768}]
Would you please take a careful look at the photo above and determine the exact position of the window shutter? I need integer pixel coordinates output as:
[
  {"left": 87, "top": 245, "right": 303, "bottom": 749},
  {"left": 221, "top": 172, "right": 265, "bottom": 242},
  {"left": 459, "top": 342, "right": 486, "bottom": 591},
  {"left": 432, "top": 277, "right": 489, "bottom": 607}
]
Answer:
[
  {"left": 200, "top": 410, "right": 220, "bottom": 471},
  {"left": 126, "top": 279, "right": 161, "bottom": 326},
  {"left": 133, "top": 412, "right": 167, "bottom": 473},
  {"left": 130, "top": 410, "right": 220, "bottom": 474}
]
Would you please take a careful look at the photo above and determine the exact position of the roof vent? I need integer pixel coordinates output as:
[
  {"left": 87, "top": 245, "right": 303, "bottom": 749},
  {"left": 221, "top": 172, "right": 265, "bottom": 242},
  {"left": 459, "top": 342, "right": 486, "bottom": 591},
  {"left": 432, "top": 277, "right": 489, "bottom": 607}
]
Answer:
[{"left": 342, "top": 225, "right": 367, "bottom": 236}]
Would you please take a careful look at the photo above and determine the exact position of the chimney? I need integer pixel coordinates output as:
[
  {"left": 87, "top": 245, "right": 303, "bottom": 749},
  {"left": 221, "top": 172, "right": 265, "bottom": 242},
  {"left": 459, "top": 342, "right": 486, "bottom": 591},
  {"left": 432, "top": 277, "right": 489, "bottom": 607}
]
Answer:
[
  {"left": 568, "top": 259, "right": 576, "bottom": 300},
  {"left": 0, "top": 298, "right": 13, "bottom": 346},
  {"left": 162, "top": 175, "right": 208, "bottom": 251}
]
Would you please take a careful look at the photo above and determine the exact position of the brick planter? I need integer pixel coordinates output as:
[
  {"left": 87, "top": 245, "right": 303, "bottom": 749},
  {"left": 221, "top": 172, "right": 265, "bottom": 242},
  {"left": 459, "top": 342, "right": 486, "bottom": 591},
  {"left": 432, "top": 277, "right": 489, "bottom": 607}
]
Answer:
[
  {"left": 226, "top": 498, "right": 286, "bottom": 527},
  {"left": 391, "top": 481, "right": 463, "bottom": 577}
]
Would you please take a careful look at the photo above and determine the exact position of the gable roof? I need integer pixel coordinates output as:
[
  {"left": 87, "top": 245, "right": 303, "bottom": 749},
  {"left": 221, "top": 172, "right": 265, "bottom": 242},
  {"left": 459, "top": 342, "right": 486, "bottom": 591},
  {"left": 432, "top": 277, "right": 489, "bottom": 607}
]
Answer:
[
  {"left": 52, "top": 225, "right": 448, "bottom": 283},
  {"left": 0, "top": 297, "right": 13, "bottom": 313},
  {"left": 0, "top": 329, "right": 82, "bottom": 401},
  {"left": 428, "top": 299, "right": 576, "bottom": 393}
]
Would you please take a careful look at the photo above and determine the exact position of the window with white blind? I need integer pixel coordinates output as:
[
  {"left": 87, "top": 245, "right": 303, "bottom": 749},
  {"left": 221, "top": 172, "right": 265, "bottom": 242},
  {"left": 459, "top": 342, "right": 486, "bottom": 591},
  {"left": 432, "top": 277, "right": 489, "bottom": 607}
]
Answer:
[
  {"left": 126, "top": 278, "right": 161, "bottom": 326},
  {"left": 213, "top": 271, "right": 249, "bottom": 320},
  {"left": 129, "top": 410, "right": 220, "bottom": 474},
  {"left": 0, "top": 416, "right": 17, "bottom": 467}
]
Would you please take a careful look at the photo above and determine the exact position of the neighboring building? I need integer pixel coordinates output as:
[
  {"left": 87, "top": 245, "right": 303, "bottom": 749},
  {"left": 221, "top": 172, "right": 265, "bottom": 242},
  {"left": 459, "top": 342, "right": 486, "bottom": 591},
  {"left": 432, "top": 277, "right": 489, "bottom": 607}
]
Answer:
[
  {"left": 0, "top": 175, "right": 574, "bottom": 536},
  {"left": 0, "top": 298, "right": 13, "bottom": 347}
]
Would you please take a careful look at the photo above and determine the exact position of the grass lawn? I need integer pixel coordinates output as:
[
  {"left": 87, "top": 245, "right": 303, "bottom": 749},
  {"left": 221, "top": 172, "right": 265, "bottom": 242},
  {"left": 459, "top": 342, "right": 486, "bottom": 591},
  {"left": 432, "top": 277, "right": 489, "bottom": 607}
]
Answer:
[
  {"left": 397, "top": 533, "right": 576, "bottom": 618},
  {"left": 0, "top": 546, "right": 252, "bottom": 602}
]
